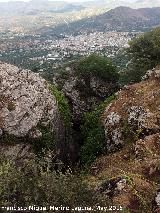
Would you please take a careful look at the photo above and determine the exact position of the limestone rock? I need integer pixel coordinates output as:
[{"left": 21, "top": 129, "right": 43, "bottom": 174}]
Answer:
[
  {"left": 142, "top": 68, "right": 160, "bottom": 80},
  {"left": 0, "top": 62, "right": 60, "bottom": 138},
  {"left": 153, "top": 187, "right": 160, "bottom": 212}
]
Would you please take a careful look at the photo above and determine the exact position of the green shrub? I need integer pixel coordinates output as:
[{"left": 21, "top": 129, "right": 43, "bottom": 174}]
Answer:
[
  {"left": 119, "top": 66, "right": 147, "bottom": 86},
  {"left": 73, "top": 54, "right": 119, "bottom": 84},
  {"left": 128, "top": 27, "right": 160, "bottom": 68},
  {"left": 80, "top": 95, "right": 116, "bottom": 167},
  {"left": 31, "top": 122, "right": 56, "bottom": 156},
  {"left": 0, "top": 157, "right": 105, "bottom": 212},
  {"left": 49, "top": 85, "right": 72, "bottom": 129}
]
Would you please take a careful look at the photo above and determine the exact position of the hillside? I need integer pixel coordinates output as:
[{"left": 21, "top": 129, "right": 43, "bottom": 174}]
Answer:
[
  {"left": 43, "top": 6, "right": 160, "bottom": 36},
  {"left": 0, "top": 1, "right": 108, "bottom": 33},
  {"left": 88, "top": 68, "right": 160, "bottom": 212},
  {"left": 1, "top": 1, "right": 160, "bottom": 34},
  {"left": 86, "top": 0, "right": 160, "bottom": 9},
  {"left": 1, "top": 0, "right": 160, "bottom": 211}
]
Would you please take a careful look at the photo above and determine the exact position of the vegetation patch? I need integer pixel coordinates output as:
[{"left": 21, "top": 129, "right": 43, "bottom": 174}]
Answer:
[
  {"left": 31, "top": 122, "right": 56, "bottom": 156},
  {"left": 122, "top": 120, "right": 147, "bottom": 145},
  {"left": 0, "top": 156, "right": 106, "bottom": 210},
  {"left": 80, "top": 95, "right": 116, "bottom": 167},
  {"left": 73, "top": 54, "right": 119, "bottom": 84},
  {"left": 0, "top": 133, "right": 21, "bottom": 145},
  {"left": 49, "top": 84, "right": 72, "bottom": 129}
]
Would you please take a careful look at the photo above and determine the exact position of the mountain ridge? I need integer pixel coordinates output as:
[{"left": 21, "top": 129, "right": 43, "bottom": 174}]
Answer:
[
  {"left": 0, "top": 0, "right": 160, "bottom": 17},
  {"left": 39, "top": 6, "right": 160, "bottom": 36},
  {"left": 0, "top": 0, "right": 85, "bottom": 16}
]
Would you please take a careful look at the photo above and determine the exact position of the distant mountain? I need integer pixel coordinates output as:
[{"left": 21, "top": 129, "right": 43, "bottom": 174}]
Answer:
[
  {"left": 42, "top": 6, "right": 160, "bottom": 36},
  {"left": 0, "top": 0, "right": 160, "bottom": 34},
  {"left": 0, "top": 0, "right": 160, "bottom": 17},
  {"left": 0, "top": 0, "right": 85, "bottom": 16},
  {"left": 80, "top": 0, "right": 160, "bottom": 9}
]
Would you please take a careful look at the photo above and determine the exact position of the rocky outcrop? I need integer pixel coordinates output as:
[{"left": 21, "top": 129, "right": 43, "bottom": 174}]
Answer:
[
  {"left": 53, "top": 68, "right": 119, "bottom": 123},
  {"left": 0, "top": 62, "right": 66, "bottom": 162},
  {"left": 0, "top": 62, "right": 60, "bottom": 138},
  {"left": 102, "top": 68, "right": 160, "bottom": 151}
]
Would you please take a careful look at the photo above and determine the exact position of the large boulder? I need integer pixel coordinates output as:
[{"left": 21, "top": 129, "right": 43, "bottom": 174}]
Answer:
[
  {"left": 0, "top": 62, "right": 65, "bottom": 161},
  {"left": 0, "top": 62, "right": 60, "bottom": 137}
]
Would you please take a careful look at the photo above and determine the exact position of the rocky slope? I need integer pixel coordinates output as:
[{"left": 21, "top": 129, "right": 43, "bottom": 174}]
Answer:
[
  {"left": 102, "top": 68, "right": 160, "bottom": 152},
  {"left": 87, "top": 68, "right": 160, "bottom": 212}
]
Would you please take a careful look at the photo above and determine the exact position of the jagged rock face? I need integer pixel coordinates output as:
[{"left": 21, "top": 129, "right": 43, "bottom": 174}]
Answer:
[
  {"left": 102, "top": 69, "right": 160, "bottom": 151},
  {"left": 53, "top": 69, "right": 118, "bottom": 123},
  {"left": 0, "top": 62, "right": 60, "bottom": 138}
]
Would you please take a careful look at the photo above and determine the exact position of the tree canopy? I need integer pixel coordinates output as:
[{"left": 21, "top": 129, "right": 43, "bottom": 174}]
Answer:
[
  {"left": 73, "top": 54, "right": 119, "bottom": 83},
  {"left": 121, "top": 27, "right": 160, "bottom": 84}
]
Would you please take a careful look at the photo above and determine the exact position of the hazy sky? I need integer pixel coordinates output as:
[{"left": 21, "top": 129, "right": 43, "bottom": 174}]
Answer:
[{"left": 0, "top": 0, "right": 93, "bottom": 2}]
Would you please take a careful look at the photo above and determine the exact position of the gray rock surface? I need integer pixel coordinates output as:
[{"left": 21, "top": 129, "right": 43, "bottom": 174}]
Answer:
[{"left": 0, "top": 62, "right": 59, "bottom": 138}]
